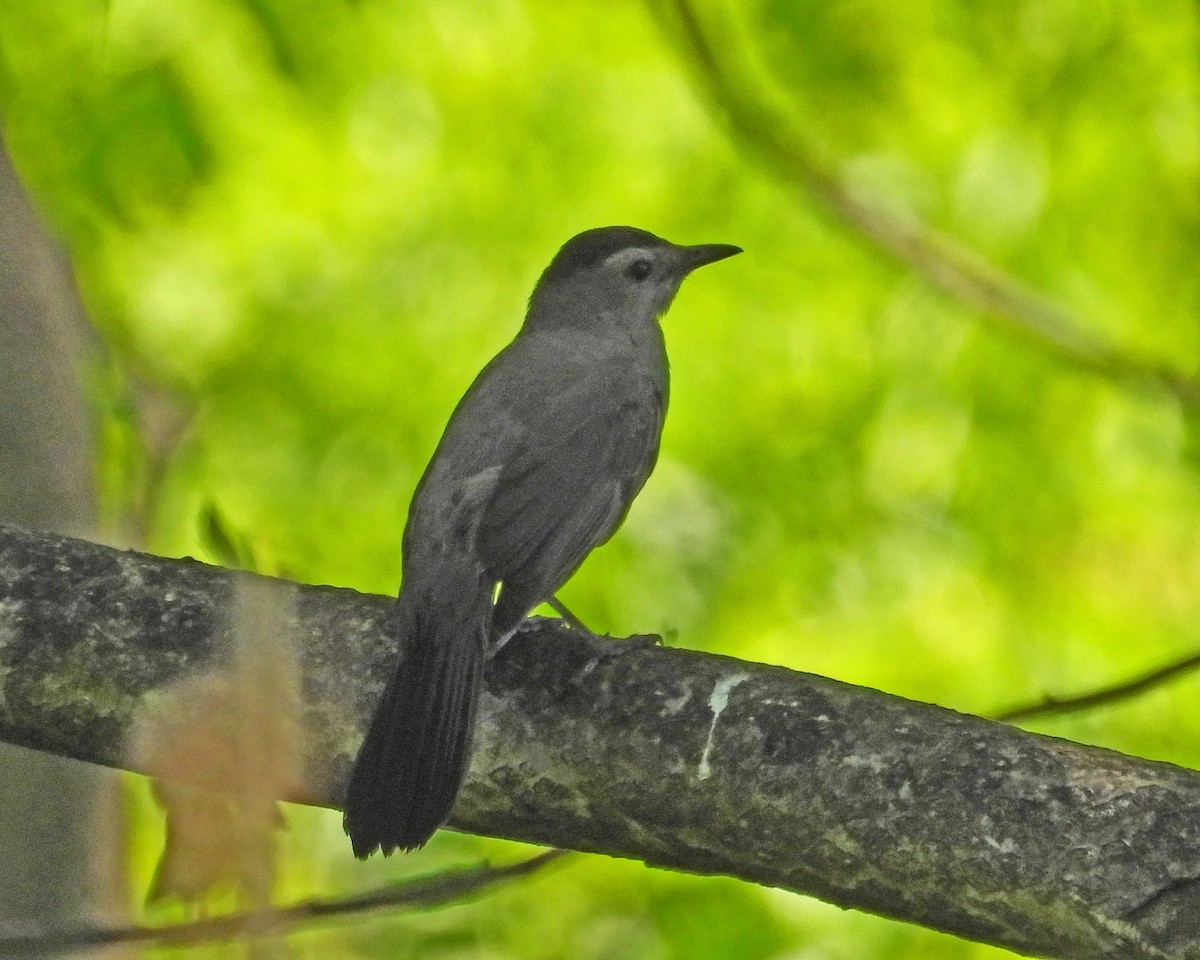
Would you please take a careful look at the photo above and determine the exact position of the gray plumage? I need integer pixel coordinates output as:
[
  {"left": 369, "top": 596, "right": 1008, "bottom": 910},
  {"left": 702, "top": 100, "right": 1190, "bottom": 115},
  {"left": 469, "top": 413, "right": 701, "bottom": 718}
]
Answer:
[{"left": 344, "top": 226, "right": 741, "bottom": 856}]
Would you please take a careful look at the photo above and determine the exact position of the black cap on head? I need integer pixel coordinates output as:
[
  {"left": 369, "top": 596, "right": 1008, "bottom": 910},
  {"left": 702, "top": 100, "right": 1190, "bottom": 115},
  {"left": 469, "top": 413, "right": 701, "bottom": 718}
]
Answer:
[{"left": 539, "top": 226, "right": 669, "bottom": 286}]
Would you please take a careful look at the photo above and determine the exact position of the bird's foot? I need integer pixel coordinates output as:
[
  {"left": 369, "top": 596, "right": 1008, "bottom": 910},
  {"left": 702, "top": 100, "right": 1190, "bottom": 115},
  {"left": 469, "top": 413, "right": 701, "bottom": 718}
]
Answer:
[
  {"left": 486, "top": 618, "right": 539, "bottom": 660},
  {"left": 566, "top": 630, "right": 663, "bottom": 686}
]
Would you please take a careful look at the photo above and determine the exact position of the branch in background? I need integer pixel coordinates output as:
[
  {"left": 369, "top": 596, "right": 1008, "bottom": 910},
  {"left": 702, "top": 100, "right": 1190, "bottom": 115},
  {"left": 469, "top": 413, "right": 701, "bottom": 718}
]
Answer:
[
  {"left": 5, "top": 525, "right": 1200, "bottom": 958},
  {"left": 0, "top": 125, "right": 121, "bottom": 948},
  {"left": 0, "top": 133, "right": 96, "bottom": 533},
  {"left": 995, "top": 648, "right": 1200, "bottom": 722},
  {"left": 127, "top": 376, "right": 196, "bottom": 546},
  {"left": 653, "top": 0, "right": 1200, "bottom": 409},
  {"left": 0, "top": 850, "right": 567, "bottom": 956}
]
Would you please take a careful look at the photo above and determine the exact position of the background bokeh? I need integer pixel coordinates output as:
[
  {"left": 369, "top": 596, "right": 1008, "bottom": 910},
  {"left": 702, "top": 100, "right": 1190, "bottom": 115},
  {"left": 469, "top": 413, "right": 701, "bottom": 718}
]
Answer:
[{"left": 3, "top": 0, "right": 1200, "bottom": 957}]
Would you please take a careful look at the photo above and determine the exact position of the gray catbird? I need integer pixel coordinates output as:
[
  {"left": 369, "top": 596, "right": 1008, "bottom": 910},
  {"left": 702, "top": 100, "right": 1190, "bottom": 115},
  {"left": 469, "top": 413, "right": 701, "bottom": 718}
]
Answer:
[{"left": 343, "top": 226, "right": 741, "bottom": 856}]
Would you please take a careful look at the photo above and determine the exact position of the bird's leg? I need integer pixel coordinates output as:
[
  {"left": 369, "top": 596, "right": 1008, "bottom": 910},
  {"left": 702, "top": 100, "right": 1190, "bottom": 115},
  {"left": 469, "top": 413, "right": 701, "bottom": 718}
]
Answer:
[
  {"left": 547, "top": 597, "right": 663, "bottom": 687},
  {"left": 546, "top": 594, "right": 660, "bottom": 650},
  {"left": 548, "top": 595, "right": 593, "bottom": 633},
  {"left": 488, "top": 594, "right": 662, "bottom": 674},
  {"left": 485, "top": 596, "right": 593, "bottom": 661},
  {"left": 548, "top": 594, "right": 662, "bottom": 651}
]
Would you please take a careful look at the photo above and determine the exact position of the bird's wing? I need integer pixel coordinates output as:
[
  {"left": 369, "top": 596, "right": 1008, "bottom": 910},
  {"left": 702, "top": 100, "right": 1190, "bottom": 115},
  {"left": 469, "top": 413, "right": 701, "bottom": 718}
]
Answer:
[{"left": 474, "top": 361, "right": 663, "bottom": 632}]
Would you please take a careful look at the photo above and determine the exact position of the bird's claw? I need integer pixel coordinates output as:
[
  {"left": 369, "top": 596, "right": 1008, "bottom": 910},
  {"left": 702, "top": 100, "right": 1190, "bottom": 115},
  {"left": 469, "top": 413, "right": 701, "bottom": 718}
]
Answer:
[{"left": 565, "top": 630, "right": 664, "bottom": 687}]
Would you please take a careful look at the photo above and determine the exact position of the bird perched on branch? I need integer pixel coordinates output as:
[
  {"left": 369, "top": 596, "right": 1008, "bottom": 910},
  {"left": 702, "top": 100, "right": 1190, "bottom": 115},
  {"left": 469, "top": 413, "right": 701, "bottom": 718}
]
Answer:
[{"left": 343, "top": 226, "right": 741, "bottom": 856}]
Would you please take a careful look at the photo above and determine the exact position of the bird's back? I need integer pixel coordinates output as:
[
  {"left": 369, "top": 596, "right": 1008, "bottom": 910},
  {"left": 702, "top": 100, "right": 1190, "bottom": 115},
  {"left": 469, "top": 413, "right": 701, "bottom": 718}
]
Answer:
[{"left": 402, "top": 325, "right": 668, "bottom": 636}]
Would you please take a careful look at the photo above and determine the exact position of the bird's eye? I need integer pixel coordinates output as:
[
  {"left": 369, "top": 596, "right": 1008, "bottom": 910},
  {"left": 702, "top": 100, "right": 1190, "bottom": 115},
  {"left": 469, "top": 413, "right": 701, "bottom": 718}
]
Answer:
[{"left": 626, "top": 259, "right": 653, "bottom": 282}]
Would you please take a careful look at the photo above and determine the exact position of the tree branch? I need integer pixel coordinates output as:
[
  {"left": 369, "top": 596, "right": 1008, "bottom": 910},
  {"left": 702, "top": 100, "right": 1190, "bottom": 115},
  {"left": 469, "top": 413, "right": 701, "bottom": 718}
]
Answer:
[
  {"left": 0, "top": 850, "right": 567, "bottom": 956},
  {"left": 994, "top": 648, "right": 1200, "bottom": 722},
  {"left": 652, "top": 0, "right": 1200, "bottom": 409},
  {"left": 3, "top": 522, "right": 1200, "bottom": 959}
]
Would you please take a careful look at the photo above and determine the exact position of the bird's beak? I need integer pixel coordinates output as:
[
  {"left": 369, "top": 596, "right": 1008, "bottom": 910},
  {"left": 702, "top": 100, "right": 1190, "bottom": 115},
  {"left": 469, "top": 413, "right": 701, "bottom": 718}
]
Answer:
[{"left": 678, "top": 243, "right": 743, "bottom": 275}]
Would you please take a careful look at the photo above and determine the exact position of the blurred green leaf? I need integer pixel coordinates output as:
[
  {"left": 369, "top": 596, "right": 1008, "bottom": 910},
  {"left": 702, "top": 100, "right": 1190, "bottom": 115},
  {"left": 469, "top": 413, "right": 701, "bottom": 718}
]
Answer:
[{"left": 3, "top": 0, "right": 1199, "bottom": 957}]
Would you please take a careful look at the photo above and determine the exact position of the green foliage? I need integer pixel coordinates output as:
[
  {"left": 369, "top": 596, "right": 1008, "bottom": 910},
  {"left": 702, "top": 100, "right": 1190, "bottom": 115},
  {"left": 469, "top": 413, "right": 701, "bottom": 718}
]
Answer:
[{"left": 3, "top": 0, "right": 1200, "bottom": 957}]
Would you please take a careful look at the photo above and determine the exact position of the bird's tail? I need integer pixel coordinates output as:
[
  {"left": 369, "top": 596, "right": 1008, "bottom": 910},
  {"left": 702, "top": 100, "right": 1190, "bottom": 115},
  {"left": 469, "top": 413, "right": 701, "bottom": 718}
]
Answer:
[{"left": 343, "top": 558, "right": 491, "bottom": 856}]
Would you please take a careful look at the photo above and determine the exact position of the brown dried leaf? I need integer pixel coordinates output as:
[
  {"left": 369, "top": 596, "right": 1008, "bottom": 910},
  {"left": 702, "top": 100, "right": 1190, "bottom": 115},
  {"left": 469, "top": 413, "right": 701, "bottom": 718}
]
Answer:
[{"left": 131, "top": 579, "right": 302, "bottom": 910}]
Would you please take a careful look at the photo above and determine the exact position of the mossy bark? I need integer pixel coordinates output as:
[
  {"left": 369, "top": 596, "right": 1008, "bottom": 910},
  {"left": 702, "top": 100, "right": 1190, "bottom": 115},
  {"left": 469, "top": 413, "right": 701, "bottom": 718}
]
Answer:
[{"left": 2, "top": 522, "right": 1199, "bottom": 959}]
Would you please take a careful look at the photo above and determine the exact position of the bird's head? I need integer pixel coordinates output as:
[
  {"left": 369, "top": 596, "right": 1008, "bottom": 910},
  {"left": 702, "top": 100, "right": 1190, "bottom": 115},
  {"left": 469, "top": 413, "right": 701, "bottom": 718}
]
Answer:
[{"left": 526, "top": 226, "right": 741, "bottom": 331}]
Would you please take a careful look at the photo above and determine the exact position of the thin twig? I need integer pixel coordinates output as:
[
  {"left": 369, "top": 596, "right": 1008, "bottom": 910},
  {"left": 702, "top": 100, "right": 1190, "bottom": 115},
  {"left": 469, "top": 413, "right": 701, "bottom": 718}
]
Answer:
[
  {"left": 994, "top": 649, "right": 1200, "bottom": 722},
  {"left": 654, "top": 0, "right": 1200, "bottom": 409},
  {"left": 0, "top": 850, "right": 569, "bottom": 956}
]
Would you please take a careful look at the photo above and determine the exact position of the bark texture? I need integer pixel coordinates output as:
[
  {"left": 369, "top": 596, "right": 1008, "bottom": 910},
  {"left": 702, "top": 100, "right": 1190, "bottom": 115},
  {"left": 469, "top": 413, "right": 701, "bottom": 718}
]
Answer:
[
  {"left": 2, "top": 522, "right": 1199, "bottom": 959},
  {"left": 0, "top": 128, "right": 106, "bottom": 959}
]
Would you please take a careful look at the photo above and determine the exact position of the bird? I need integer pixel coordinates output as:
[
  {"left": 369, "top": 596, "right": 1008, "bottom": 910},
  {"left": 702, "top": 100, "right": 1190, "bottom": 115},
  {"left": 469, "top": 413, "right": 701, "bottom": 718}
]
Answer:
[{"left": 343, "top": 226, "right": 741, "bottom": 857}]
